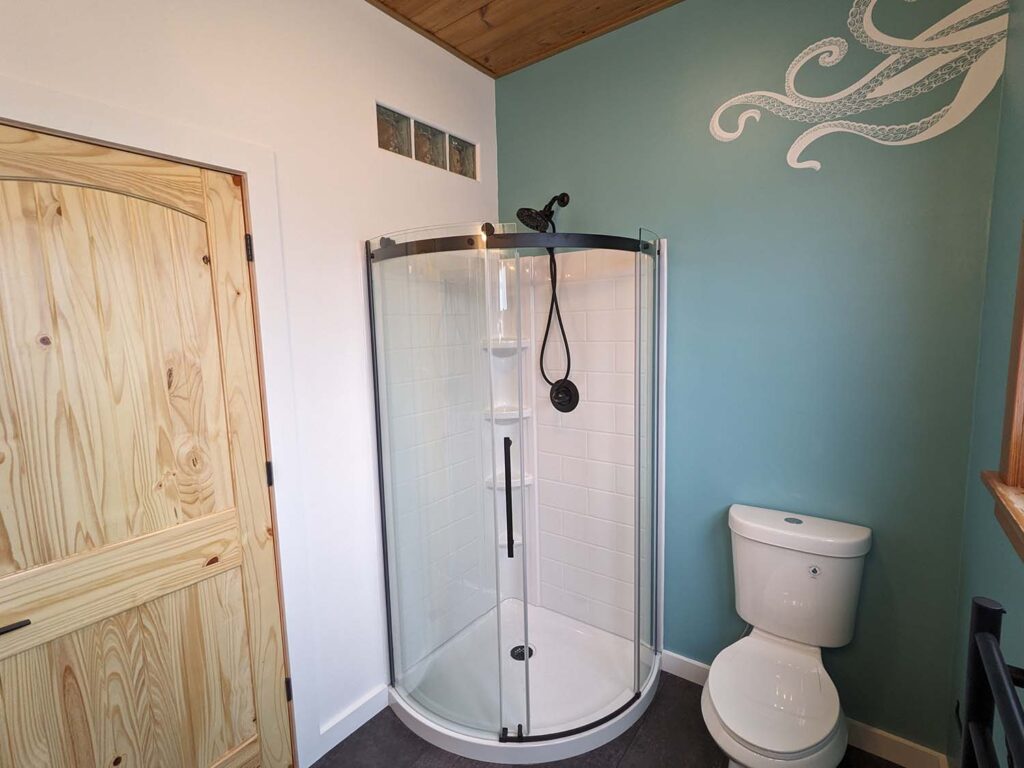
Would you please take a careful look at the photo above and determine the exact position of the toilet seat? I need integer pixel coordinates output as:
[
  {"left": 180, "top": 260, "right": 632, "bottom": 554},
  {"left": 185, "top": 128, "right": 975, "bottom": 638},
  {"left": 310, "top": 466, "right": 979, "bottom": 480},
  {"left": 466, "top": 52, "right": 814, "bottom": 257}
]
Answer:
[
  {"left": 705, "top": 630, "right": 844, "bottom": 763},
  {"left": 702, "top": 686, "right": 848, "bottom": 768}
]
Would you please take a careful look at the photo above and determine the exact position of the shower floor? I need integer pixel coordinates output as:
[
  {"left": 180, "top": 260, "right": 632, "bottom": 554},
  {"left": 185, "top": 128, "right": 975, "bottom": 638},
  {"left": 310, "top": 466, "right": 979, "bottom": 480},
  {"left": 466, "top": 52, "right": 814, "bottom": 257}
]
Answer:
[{"left": 399, "top": 598, "right": 635, "bottom": 738}]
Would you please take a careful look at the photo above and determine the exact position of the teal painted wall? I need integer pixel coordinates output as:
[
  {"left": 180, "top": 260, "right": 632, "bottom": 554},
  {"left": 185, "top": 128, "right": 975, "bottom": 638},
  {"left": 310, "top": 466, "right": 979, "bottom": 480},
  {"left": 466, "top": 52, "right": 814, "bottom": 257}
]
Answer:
[
  {"left": 496, "top": 0, "right": 1002, "bottom": 748},
  {"left": 950, "top": 0, "right": 1024, "bottom": 763}
]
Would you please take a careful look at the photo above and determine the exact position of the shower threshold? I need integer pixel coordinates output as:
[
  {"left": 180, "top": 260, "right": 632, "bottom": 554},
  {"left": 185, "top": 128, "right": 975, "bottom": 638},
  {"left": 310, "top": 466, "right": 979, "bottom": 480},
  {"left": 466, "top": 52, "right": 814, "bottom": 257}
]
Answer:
[{"left": 390, "top": 599, "right": 660, "bottom": 764}]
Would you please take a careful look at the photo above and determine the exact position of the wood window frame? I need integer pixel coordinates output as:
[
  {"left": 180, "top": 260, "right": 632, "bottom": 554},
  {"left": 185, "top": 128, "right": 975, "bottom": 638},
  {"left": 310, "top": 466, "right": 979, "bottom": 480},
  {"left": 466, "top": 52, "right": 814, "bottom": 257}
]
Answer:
[{"left": 984, "top": 224, "right": 1024, "bottom": 561}]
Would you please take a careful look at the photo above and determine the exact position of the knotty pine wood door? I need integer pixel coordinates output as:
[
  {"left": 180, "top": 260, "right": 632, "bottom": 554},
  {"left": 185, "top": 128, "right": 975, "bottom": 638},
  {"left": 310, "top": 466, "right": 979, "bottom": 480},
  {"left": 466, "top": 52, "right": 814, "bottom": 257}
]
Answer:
[{"left": 0, "top": 123, "right": 292, "bottom": 767}]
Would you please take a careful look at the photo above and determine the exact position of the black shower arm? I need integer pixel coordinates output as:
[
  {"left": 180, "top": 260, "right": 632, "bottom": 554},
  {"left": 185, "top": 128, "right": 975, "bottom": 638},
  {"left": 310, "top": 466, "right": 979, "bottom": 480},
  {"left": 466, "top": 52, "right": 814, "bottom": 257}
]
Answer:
[{"left": 541, "top": 194, "right": 563, "bottom": 215}]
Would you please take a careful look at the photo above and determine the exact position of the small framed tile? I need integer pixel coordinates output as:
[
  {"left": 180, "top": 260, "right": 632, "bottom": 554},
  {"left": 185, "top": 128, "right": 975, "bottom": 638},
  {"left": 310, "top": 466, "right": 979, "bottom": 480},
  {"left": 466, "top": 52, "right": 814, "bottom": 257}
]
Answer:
[
  {"left": 414, "top": 121, "right": 447, "bottom": 169},
  {"left": 376, "top": 105, "right": 411, "bottom": 157},
  {"left": 448, "top": 135, "right": 476, "bottom": 179}
]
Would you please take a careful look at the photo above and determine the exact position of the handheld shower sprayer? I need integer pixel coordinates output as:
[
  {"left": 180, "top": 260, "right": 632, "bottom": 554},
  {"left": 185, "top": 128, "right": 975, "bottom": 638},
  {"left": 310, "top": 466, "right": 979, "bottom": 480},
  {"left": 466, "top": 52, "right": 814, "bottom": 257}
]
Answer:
[{"left": 516, "top": 193, "right": 579, "bottom": 414}]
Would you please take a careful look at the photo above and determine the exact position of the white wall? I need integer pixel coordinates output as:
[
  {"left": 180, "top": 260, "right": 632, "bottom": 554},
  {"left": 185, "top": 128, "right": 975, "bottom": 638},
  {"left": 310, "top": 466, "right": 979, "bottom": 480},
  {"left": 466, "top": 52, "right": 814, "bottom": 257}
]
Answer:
[{"left": 0, "top": 1, "right": 498, "bottom": 765}]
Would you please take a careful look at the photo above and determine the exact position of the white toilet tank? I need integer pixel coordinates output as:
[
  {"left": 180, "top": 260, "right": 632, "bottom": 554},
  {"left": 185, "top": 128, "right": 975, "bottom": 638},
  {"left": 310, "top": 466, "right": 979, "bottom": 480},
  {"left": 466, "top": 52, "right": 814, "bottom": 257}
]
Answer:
[{"left": 730, "top": 504, "right": 872, "bottom": 648}]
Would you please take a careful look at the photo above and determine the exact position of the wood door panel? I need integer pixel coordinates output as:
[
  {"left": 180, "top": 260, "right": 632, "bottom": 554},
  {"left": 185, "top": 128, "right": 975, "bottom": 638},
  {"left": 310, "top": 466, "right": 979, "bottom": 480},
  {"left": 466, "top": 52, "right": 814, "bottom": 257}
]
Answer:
[
  {"left": 0, "top": 181, "right": 53, "bottom": 575},
  {"left": 118, "top": 192, "right": 234, "bottom": 523},
  {"left": 33, "top": 183, "right": 123, "bottom": 554},
  {"left": 0, "top": 124, "right": 206, "bottom": 219},
  {"left": 0, "top": 570, "right": 256, "bottom": 768},
  {"left": 140, "top": 569, "right": 257, "bottom": 767},
  {"left": 0, "top": 609, "right": 151, "bottom": 768},
  {"left": 0, "top": 643, "right": 72, "bottom": 767},
  {"left": 0, "top": 182, "right": 235, "bottom": 576},
  {"left": 87, "top": 190, "right": 225, "bottom": 536},
  {"left": 0, "top": 678, "right": 11, "bottom": 767},
  {"left": 0, "top": 123, "right": 292, "bottom": 767},
  {"left": 52, "top": 608, "right": 151, "bottom": 767}
]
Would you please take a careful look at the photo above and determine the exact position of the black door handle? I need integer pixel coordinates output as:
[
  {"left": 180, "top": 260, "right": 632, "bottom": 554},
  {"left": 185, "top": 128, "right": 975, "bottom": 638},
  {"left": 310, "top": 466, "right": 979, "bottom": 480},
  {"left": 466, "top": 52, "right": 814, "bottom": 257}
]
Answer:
[
  {"left": 504, "top": 437, "right": 514, "bottom": 558},
  {"left": 0, "top": 619, "right": 30, "bottom": 637}
]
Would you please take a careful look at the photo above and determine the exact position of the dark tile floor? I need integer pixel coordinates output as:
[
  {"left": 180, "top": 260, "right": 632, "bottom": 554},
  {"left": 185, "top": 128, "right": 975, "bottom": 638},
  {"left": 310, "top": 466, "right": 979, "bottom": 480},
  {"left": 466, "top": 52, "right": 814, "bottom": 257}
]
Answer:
[{"left": 313, "top": 673, "right": 898, "bottom": 768}]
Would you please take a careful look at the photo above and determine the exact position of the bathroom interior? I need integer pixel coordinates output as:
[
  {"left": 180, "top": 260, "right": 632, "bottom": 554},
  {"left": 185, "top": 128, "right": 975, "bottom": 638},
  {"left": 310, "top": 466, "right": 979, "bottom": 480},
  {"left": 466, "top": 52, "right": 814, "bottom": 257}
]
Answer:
[{"left": 0, "top": 0, "right": 1023, "bottom": 767}]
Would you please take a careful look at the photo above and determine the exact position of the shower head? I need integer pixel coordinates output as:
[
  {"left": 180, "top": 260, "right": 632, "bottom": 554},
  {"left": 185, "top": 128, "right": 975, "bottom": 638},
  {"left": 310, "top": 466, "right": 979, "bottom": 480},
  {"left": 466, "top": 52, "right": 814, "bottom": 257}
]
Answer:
[
  {"left": 516, "top": 206, "right": 552, "bottom": 232},
  {"left": 516, "top": 192, "right": 570, "bottom": 232}
]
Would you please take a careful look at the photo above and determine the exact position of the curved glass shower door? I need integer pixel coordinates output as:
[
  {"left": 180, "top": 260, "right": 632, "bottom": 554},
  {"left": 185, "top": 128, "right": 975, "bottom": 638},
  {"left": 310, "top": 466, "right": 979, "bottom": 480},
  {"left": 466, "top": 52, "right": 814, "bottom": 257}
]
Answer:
[
  {"left": 519, "top": 231, "right": 661, "bottom": 738},
  {"left": 368, "top": 224, "right": 661, "bottom": 750},
  {"left": 483, "top": 226, "right": 533, "bottom": 741},
  {"left": 367, "top": 225, "right": 528, "bottom": 739}
]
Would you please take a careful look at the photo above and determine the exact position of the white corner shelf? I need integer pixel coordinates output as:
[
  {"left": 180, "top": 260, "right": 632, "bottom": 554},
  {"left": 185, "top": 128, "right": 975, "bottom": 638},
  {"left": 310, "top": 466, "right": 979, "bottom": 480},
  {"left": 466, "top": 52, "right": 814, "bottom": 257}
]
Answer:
[
  {"left": 482, "top": 338, "right": 530, "bottom": 354},
  {"left": 483, "top": 406, "right": 533, "bottom": 423},
  {"left": 484, "top": 473, "right": 535, "bottom": 491}
]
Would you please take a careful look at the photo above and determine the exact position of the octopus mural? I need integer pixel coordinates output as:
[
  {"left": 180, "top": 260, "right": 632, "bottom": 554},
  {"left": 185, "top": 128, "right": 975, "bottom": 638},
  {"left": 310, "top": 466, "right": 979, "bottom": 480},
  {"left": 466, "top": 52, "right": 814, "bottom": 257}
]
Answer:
[{"left": 709, "top": 0, "right": 1008, "bottom": 170}]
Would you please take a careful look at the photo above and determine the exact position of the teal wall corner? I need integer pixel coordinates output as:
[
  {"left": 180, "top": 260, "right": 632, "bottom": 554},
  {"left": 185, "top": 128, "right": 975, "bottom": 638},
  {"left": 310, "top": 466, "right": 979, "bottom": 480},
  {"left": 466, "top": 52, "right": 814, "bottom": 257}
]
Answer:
[
  {"left": 496, "top": 0, "right": 1004, "bottom": 750},
  {"left": 948, "top": 0, "right": 1024, "bottom": 764}
]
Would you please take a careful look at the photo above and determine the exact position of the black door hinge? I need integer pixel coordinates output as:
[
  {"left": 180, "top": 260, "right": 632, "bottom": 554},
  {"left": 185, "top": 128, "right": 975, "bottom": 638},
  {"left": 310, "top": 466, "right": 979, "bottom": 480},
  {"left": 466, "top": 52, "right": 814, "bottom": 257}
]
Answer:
[
  {"left": 285, "top": 677, "right": 293, "bottom": 702},
  {"left": 245, "top": 233, "right": 255, "bottom": 262},
  {"left": 266, "top": 461, "right": 274, "bottom": 487}
]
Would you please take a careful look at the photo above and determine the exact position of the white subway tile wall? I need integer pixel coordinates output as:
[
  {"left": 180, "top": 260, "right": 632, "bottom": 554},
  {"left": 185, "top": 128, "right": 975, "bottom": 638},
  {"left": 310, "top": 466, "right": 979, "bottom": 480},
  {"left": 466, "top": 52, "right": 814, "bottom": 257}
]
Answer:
[
  {"left": 377, "top": 255, "right": 497, "bottom": 671},
  {"left": 531, "top": 249, "right": 637, "bottom": 639}
]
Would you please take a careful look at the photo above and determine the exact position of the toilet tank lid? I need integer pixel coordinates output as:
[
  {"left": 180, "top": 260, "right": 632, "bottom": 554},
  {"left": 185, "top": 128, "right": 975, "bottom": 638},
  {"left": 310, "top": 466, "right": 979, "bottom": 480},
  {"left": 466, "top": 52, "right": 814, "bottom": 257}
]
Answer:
[{"left": 729, "top": 504, "right": 872, "bottom": 558}]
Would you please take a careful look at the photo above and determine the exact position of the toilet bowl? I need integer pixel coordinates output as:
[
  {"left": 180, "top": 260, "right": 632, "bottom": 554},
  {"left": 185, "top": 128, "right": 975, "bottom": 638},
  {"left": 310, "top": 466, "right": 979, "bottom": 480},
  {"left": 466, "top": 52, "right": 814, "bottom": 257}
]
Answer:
[
  {"left": 700, "top": 505, "right": 871, "bottom": 768},
  {"left": 701, "top": 630, "right": 847, "bottom": 767}
]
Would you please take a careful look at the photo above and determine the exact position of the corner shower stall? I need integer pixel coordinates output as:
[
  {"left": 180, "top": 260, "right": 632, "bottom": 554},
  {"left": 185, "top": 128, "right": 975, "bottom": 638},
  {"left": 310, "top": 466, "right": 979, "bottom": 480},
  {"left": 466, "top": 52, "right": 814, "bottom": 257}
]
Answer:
[{"left": 366, "top": 223, "right": 664, "bottom": 762}]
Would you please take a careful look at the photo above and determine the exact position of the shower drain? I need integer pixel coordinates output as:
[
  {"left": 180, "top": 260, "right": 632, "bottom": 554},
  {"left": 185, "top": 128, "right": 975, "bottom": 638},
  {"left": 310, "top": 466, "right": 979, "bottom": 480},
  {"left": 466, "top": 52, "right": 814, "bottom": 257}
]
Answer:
[{"left": 510, "top": 644, "right": 535, "bottom": 661}]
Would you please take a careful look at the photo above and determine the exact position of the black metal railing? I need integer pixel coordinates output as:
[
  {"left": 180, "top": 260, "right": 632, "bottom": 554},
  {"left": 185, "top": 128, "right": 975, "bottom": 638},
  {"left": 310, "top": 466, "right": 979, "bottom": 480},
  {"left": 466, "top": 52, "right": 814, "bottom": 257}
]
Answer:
[{"left": 962, "top": 597, "right": 1024, "bottom": 768}]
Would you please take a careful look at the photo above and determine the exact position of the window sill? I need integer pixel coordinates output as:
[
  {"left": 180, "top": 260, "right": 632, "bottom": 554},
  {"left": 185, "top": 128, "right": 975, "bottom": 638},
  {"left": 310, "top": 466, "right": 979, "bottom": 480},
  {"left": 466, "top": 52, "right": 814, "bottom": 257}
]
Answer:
[{"left": 982, "top": 470, "right": 1024, "bottom": 562}]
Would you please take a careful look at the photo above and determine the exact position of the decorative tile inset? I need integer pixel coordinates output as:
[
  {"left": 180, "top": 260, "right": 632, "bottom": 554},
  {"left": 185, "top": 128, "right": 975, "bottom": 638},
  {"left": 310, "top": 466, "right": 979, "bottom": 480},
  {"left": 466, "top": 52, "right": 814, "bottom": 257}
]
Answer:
[
  {"left": 448, "top": 135, "right": 476, "bottom": 179},
  {"left": 377, "top": 105, "right": 411, "bottom": 157},
  {"left": 414, "top": 121, "right": 447, "bottom": 170}
]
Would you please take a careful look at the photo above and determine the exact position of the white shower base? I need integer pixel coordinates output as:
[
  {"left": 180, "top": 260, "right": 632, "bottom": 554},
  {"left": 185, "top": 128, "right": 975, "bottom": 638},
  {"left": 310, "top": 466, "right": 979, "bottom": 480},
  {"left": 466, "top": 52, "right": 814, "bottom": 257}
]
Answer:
[{"left": 390, "top": 598, "right": 660, "bottom": 764}]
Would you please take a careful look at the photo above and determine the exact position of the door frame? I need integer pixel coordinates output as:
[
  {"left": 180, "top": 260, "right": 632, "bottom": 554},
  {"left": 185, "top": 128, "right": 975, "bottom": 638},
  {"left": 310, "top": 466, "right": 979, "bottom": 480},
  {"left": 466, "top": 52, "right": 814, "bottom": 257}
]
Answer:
[{"left": 0, "top": 76, "right": 303, "bottom": 767}]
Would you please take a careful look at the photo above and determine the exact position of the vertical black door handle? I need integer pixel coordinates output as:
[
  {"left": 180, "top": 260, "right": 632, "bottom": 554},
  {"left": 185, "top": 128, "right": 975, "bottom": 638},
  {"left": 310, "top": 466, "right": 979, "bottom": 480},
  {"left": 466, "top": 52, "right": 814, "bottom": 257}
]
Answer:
[{"left": 504, "top": 437, "right": 514, "bottom": 558}]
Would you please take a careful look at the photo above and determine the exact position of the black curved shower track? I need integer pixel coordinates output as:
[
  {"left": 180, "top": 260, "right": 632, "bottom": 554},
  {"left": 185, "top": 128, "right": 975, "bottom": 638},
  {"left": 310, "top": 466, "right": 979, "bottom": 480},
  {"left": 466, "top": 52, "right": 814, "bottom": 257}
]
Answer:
[{"left": 367, "top": 228, "right": 652, "bottom": 261}]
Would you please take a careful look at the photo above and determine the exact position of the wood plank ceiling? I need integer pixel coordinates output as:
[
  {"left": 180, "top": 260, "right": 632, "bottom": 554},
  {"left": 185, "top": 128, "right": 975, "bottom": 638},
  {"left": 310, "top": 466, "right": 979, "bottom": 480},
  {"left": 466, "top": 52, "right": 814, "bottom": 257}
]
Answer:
[{"left": 366, "top": 0, "right": 684, "bottom": 77}]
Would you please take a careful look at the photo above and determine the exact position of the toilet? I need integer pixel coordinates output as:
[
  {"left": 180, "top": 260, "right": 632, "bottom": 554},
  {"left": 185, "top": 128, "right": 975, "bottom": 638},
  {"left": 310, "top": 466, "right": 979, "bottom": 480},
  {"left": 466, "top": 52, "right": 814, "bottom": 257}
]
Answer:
[{"left": 701, "top": 504, "right": 872, "bottom": 768}]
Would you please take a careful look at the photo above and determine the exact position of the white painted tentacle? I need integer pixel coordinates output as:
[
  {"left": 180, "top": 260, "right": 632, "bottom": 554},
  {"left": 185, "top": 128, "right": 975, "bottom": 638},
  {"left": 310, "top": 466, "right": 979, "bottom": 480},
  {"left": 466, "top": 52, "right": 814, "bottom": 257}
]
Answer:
[
  {"left": 786, "top": 38, "right": 1005, "bottom": 170},
  {"left": 713, "top": 40, "right": 993, "bottom": 138},
  {"left": 849, "top": 0, "right": 1007, "bottom": 56},
  {"left": 785, "top": 38, "right": 848, "bottom": 99},
  {"left": 786, "top": 108, "right": 949, "bottom": 170},
  {"left": 709, "top": 0, "right": 1007, "bottom": 169},
  {"left": 709, "top": 107, "right": 760, "bottom": 142}
]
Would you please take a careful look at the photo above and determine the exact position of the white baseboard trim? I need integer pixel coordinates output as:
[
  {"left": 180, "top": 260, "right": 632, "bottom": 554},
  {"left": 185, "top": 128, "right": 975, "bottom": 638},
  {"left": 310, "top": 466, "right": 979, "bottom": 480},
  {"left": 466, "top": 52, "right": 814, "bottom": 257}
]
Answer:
[
  {"left": 308, "top": 684, "right": 388, "bottom": 766},
  {"left": 661, "top": 650, "right": 949, "bottom": 768},
  {"left": 845, "top": 720, "right": 949, "bottom": 768},
  {"left": 662, "top": 648, "right": 710, "bottom": 685}
]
